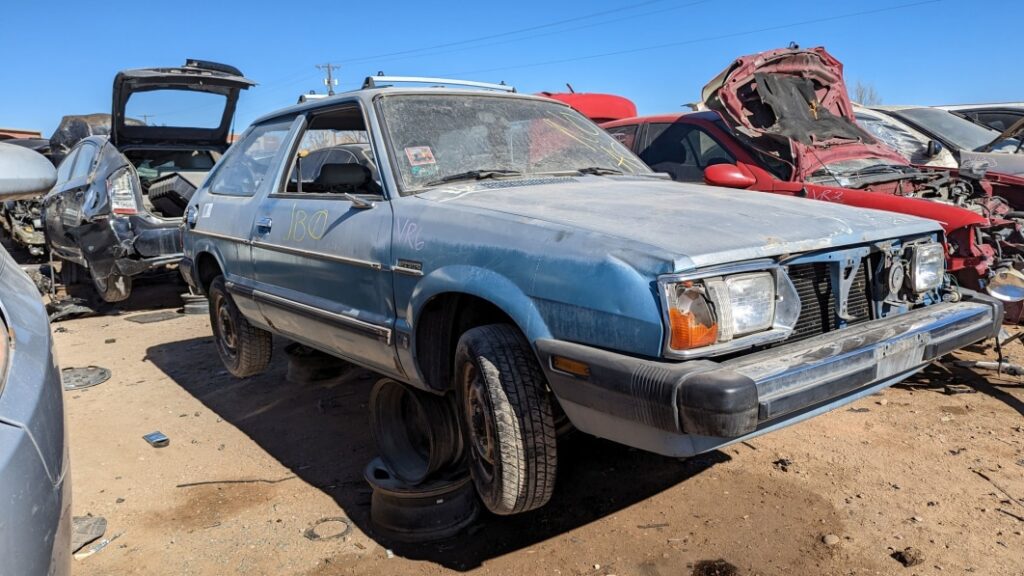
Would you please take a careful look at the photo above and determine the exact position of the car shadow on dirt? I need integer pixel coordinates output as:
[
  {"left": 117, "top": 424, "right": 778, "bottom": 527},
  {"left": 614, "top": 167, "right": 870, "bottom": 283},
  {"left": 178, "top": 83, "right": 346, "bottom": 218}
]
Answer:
[
  {"left": 145, "top": 336, "right": 730, "bottom": 571},
  {"left": 900, "top": 350, "right": 1024, "bottom": 418}
]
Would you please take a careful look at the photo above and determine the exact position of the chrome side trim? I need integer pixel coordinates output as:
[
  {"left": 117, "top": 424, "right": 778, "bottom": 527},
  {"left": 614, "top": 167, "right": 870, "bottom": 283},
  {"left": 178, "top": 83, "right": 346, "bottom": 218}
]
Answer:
[
  {"left": 393, "top": 263, "right": 424, "bottom": 277},
  {"left": 190, "top": 229, "right": 252, "bottom": 245},
  {"left": 252, "top": 289, "right": 392, "bottom": 344},
  {"left": 250, "top": 240, "right": 384, "bottom": 271}
]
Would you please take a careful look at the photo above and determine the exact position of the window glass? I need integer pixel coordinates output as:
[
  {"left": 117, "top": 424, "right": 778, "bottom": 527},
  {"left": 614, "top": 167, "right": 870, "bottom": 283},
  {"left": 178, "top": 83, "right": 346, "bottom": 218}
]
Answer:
[
  {"left": 125, "top": 90, "right": 228, "bottom": 129},
  {"left": 55, "top": 148, "right": 79, "bottom": 183},
  {"left": 640, "top": 123, "right": 736, "bottom": 183},
  {"left": 70, "top": 144, "right": 97, "bottom": 179},
  {"left": 976, "top": 111, "right": 1023, "bottom": 133},
  {"left": 605, "top": 125, "right": 638, "bottom": 150},
  {"left": 207, "top": 122, "right": 293, "bottom": 197},
  {"left": 285, "top": 108, "right": 380, "bottom": 194},
  {"left": 378, "top": 94, "right": 649, "bottom": 194}
]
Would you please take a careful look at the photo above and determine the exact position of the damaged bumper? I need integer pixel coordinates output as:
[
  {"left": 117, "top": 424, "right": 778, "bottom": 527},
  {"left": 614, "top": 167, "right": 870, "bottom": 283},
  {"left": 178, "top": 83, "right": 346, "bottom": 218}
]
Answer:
[
  {"left": 77, "top": 214, "right": 182, "bottom": 278},
  {"left": 537, "top": 294, "right": 1001, "bottom": 457}
]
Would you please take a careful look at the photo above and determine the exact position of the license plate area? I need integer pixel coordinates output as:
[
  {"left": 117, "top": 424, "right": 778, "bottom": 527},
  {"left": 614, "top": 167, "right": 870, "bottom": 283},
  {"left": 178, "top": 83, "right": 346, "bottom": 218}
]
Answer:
[{"left": 876, "top": 333, "right": 927, "bottom": 379}]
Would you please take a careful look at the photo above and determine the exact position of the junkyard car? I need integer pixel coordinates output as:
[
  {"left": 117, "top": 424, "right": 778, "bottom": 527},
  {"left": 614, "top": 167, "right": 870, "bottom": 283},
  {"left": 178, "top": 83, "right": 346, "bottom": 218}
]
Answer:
[
  {"left": 183, "top": 77, "right": 1001, "bottom": 516},
  {"left": 41, "top": 60, "right": 253, "bottom": 302},
  {"left": 602, "top": 46, "right": 1024, "bottom": 315},
  {"left": 871, "top": 105, "right": 1024, "bottom": 179},
  {"left": 0, "top": 138, "right": 54, "bottom": 257},
  {"left": 0, "top": 142, "right": 71, "bottom": 576}
]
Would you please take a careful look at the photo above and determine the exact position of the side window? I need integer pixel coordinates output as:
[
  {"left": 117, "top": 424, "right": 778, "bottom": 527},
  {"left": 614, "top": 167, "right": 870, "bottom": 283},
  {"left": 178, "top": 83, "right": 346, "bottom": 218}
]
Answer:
[
  {"left": 69, "top": 143, "right": 97, "bottom": 179},
  {"left": 55, "top": 148, "right": 79, "bottom": 184},
  {"left": 640, "top": 123, "right": 734, "bottom": 183},
  {"left": 640, "top": 123, "right": 701, "bottom": 182},
  {"left": 604, "top": 125, "right": 638, "bottom": 151},
  {"left": 207, "top": 122, "right": 294, "bottom": 197},
  {"left": 687, "top": 129, "right": 735, "bottom": 168},
  {"left": 283, "top": 104, "right": 382, "bottom": 196},
  {"left": 976, "top": 111, "right": 1022, "bottom": 132}
]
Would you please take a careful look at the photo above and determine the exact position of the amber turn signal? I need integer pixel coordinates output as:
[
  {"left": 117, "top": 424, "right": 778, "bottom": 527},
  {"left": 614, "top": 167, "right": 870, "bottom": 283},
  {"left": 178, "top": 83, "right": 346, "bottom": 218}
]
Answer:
[
  {"left": 551, "top": 355, "right": 591, "bottom": 378},
  {"left": 668, "top": 308, "right": 718, "bottom": 350}
]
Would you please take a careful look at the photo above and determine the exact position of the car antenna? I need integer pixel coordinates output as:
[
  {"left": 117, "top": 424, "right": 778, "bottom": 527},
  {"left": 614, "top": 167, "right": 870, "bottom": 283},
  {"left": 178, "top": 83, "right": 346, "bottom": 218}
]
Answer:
[{"left": 566, "top": 83, "right": 575, "bottom": 94}]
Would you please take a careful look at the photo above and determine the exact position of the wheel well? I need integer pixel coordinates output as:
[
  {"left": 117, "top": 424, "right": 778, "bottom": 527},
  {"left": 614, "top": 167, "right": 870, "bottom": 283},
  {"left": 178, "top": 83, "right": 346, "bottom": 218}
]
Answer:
[
  {"left": 195, "top": 252, "right": 223, "bottom": 295},
  {"left": 415, "top": 293, "right": 516, "bottom": 392}
]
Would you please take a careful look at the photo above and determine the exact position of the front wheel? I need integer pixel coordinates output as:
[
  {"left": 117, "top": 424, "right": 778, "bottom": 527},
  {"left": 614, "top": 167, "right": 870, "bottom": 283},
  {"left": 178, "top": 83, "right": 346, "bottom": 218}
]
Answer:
[
  {"left": 208, "top": 276, "right": 272, "bottom": 378},
  {"left": 455, "top": 324, "right": 557, "bottom": 515}
]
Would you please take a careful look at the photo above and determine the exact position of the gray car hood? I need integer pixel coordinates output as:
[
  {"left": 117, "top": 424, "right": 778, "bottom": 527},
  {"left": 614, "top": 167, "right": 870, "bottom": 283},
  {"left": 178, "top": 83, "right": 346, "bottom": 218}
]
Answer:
[{"left": 422, "top": 177, "right": 939, "bottom": 270}]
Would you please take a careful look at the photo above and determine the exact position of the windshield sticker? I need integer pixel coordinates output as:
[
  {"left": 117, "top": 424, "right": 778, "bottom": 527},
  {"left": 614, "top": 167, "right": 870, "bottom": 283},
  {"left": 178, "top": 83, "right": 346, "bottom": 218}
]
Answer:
[{"left": 405, "top": 146, "right": 437, "bottom": 166}]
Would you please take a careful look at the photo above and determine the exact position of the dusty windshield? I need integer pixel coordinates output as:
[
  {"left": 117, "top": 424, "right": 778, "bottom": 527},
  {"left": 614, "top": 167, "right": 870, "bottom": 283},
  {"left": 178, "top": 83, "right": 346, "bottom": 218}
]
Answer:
[
  {"left": 898, "top": 107, "right": 1021, "bottom": 153},
  {"left": 378, "top": 94, "right": 650, "bottom": 193}
]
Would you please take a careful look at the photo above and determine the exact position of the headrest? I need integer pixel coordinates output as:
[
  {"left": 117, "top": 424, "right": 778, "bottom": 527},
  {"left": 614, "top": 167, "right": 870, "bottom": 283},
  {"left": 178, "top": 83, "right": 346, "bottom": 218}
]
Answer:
[{"left": 316, "top": 163, "right": 370, "bottom": 190}]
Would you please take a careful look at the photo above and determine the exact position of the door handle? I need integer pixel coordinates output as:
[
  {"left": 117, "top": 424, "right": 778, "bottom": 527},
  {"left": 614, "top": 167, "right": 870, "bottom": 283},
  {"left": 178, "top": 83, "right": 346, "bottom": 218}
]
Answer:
[{"left": 255, "top": 217, "right": 273, "bottom": 234}]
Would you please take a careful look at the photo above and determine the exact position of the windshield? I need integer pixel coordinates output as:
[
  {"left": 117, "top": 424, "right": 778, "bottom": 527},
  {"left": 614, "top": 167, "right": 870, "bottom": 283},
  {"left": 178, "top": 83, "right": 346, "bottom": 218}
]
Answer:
[
  {"left": 895, "top": 107, "right": 1020, "bottom": 152},
  {"left": 809, "top": 157, "right": 911, "bottom": 185},
  {"left": 378, "top": 94, "right": 650, "bottom": 193}
]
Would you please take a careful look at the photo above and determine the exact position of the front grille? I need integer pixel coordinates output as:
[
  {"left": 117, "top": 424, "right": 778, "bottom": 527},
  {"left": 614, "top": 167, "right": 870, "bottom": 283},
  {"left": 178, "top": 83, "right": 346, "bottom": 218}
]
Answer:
[{"left": 786, "top": 262, "right": 871, "bottom": 344}]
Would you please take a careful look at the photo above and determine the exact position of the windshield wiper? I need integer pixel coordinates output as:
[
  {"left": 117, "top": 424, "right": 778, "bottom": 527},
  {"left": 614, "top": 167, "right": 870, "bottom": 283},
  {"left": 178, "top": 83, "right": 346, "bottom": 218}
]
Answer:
[
  {"left": 427, "top": 169, "right": 522, "bottom": 186},
  {"left": 574, "top": 166, "right": 623, "bottom": 175}
]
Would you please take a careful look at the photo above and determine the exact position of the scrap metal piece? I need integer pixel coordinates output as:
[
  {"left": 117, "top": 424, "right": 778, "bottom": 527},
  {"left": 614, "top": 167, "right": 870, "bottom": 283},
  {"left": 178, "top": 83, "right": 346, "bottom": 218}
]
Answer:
[
  {"left": 61, "top": 366, "right": 111, "bottom": 391},
  {"left": 70, "top": 516, "right": 107, "bottom": 553},
  {"left": 142, "top": 431, "right": 169, "bottom": 448},
  {"left": 125, "top": 310, "right": 182, "bottom": 324},
  {"left": 303, "top": 517, "right": 352, "bottom": 541}
]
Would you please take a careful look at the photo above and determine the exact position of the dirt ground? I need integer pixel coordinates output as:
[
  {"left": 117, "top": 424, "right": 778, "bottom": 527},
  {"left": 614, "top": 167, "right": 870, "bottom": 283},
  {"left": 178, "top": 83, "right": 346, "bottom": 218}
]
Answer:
[{"left": 48, "top": 283, "right": 1024, "bottom": 576}]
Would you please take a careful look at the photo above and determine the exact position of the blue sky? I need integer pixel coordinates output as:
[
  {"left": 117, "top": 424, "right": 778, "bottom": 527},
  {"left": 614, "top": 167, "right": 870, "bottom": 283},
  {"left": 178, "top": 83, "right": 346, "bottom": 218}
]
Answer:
[{"left": 2, "top": 0, "right": 1021, "bottom": 136}]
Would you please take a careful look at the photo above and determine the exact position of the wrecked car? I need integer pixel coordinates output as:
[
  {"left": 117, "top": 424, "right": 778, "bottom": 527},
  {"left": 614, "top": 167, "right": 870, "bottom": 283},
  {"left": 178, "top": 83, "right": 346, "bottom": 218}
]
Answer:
[
  {"left": 182, "top": 76, "right": 1000, "bottom": 517},
  {"left": 871, "top": 105, "right": 1024, "bottom": 180},
  {"left": 602, "top": 46, "right": 1024, "bottom": 316},
  {"left": 0, "top": 142, "right": 71, "bottom": 576},
  {"left": 940, "top": 103, "right": 1024, "bottom": 133},
  {"left": 0, "top": 138, "right": 53, "bottom": 257},
  {"left": 41, "top": 60, "right": 253, "bottom": 302}
]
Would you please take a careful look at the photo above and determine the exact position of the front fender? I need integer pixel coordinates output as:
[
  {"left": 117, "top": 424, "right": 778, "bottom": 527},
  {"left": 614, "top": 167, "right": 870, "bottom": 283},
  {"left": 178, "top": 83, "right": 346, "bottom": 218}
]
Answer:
[{"left": 408, "top": 264, "right": 552, "bottom": 344}]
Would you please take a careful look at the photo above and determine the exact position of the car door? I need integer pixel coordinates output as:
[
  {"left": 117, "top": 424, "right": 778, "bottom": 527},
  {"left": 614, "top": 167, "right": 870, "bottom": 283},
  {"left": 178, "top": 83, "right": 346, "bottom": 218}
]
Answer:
[
  {"left": 43, "top": 142, "right": 98, "bottom": 261},
  {"left": 249, "top": 102, "right": 398, "bottom": 374},
  {"left": 189, "top": 118, "right": 300, "bottom": 324}
]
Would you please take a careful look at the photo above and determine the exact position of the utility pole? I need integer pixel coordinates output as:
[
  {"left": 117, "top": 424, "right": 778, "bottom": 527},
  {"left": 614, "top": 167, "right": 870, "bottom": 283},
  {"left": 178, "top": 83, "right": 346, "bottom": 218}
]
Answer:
[{"left": 316, "top": 63, "right": 340, "bottom": 96}]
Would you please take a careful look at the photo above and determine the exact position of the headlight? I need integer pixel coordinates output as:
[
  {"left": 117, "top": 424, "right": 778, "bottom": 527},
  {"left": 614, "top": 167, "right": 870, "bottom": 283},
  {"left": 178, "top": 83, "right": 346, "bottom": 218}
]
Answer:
[
  {"left": 664, "top": 271, "right": 783, "bottom": 353},
  {"left": 910, "top": 243, "right": 944, "bottom": 292},
  {"left": 714, "top": 273, "right": 776, "bottom": 338}
]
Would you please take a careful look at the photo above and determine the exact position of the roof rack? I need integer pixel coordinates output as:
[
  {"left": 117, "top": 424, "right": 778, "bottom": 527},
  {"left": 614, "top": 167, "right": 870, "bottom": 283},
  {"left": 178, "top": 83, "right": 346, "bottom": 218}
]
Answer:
[{"left": 361, "top": 74, "right": 516, "bottom": 93}]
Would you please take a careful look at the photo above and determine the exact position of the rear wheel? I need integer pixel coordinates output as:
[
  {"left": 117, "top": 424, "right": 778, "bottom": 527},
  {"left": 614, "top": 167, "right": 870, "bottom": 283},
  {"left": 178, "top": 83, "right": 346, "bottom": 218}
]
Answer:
[
  {"left": 90, "top": 270, "right": 132, "bottom": 303},
  {"left": 208, "top": 275, "right": 272, "bottom": 377},
  {"left": 455, "top": 324, "right": 557, "bottom": 515},
  {"left": 60, "top": 260, "right": 86, "bottom": 286}
]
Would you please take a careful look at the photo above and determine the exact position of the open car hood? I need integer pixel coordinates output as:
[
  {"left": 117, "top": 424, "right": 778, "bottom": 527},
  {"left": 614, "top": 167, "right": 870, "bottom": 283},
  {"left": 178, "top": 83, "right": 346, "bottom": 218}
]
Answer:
[
  {"left": 702, "top": 46, "right": 907, "bottom": 180},
  {"left": 112, "top": 59, "right": 254, "bottom": 148}
]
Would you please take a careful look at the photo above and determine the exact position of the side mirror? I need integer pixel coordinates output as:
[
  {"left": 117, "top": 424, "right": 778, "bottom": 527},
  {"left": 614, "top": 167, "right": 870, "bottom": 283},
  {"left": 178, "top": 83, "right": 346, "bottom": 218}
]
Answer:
[
  {"left": 0, "top": 142, "right": 57, "bottom": 200},
  {"left": 925, "top": 140, "right": 943, "bottom": 157},
  {"left": 703, "top": 163, "right": 756, "bottom": 189}
]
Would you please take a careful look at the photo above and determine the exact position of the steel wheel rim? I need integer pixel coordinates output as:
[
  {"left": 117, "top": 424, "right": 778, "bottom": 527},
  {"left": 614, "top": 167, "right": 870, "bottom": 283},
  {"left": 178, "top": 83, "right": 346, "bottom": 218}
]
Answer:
[
  {"left": 215, "top": 296, "right": 238, "bottom": 359},
  {"left": 463, "top": 362, "right": 496, "bottom": 483}
]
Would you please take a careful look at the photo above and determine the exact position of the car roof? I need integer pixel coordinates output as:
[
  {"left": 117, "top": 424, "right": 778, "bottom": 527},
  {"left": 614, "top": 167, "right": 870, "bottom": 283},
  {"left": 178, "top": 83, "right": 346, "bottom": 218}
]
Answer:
[
  {"left": 600, "top": 110, "right": 720, "bottom": 128},
  {"left": 938, "top": 102, "right": 1024, "bottom": 111},
  {"left": 252, "top": 85, "right": 566, "bottom": 126}
]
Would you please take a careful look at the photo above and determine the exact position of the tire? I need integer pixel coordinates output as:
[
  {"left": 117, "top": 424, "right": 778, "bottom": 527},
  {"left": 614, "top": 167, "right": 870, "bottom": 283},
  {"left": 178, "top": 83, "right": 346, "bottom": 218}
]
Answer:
[
  {"left": 208, "top": 275, "right": 272, "bottom": 378},
  {"left": 455, "top": 324, "right": 557, "bottom": 515},
  {"left": 60, "top": 260, "right": 86, "bottom": 286},
  {"left": 91, "top": 270, "right": 133, "bottom": 303}
]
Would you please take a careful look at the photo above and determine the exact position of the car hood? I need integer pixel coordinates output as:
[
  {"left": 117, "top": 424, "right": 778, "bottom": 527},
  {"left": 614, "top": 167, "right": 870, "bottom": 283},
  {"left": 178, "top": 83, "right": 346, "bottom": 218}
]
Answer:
[
  {"left": 420, "top": 177, "right": 939, "bottom": 270},
  {"left": 112, "top": 59, "right": 254, "bottom": 148},
  {"left": 702, "top": 46, "right": 907, "bottom": 180}
]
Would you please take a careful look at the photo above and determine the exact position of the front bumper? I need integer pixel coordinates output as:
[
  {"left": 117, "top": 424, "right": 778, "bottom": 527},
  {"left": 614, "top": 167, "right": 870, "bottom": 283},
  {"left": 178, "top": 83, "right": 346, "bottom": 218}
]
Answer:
[{"left": 537, "top": 295, "right": 1001, "bottom": 457}]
